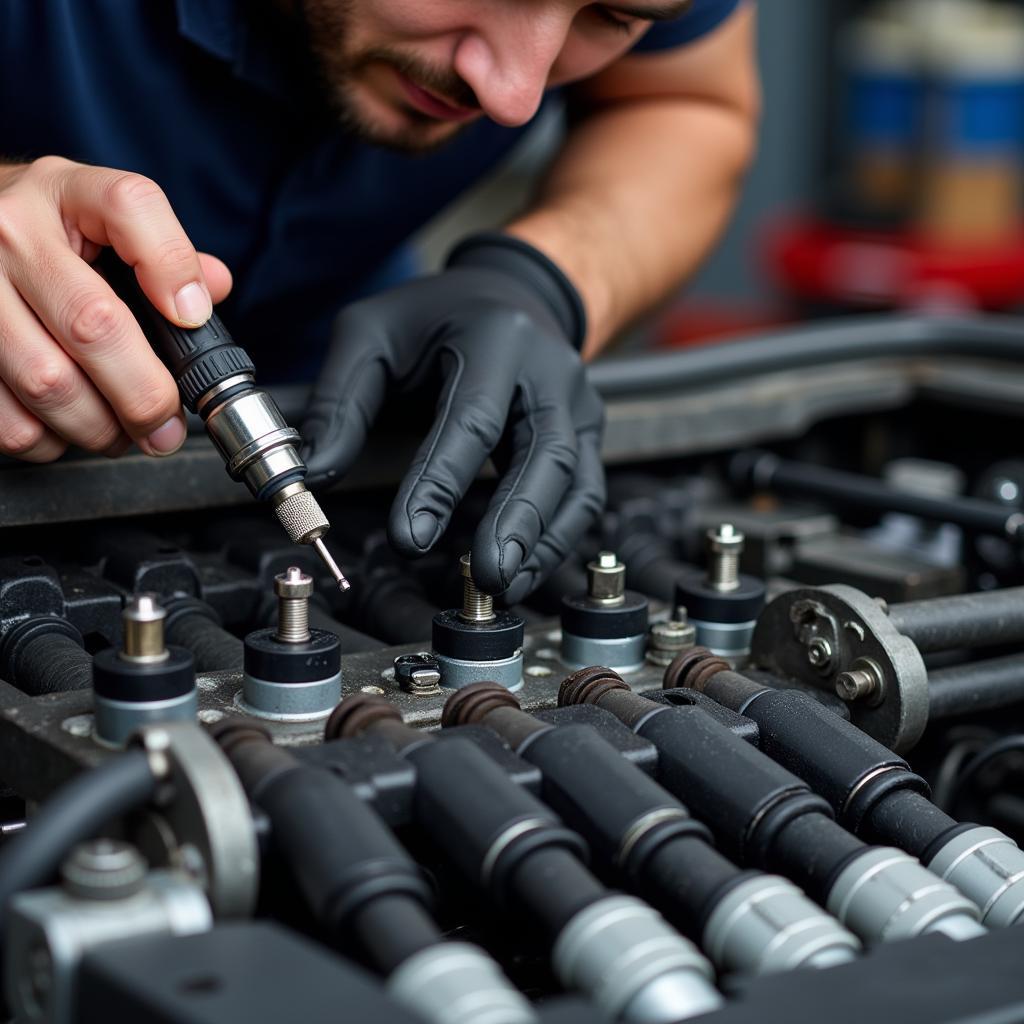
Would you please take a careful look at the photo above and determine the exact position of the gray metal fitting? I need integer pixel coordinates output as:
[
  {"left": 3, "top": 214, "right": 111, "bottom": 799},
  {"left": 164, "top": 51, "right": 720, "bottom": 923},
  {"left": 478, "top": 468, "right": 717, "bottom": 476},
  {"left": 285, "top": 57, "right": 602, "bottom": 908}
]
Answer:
[
  {"left": 435, "top": 651, "right": 523, "bottom": 692},
  {"left": 561, "top": 633, "right": 647, "bottom": 674},
  {"left": 552, "top": 895, "right": 721, "bottom": 1024},
  {"left": 707, "top": 524, "right": 744, "bottom": 593},
  {"left": 646, "top": 614, "right": 697, "bottom": 667},
  {"left": 240, "top": 672, "right": 342, "bottom": 721},
  {"left": 93, "top": 690, "right": 199, "bottom": 750},
  {"left": 702, "top": 874, "right": 860, "bottom": 975},
  {"left": 60, "top": 840, "right": 147, "bottom": 902},
  {"left": 587, "top": 552, "right": 626, "bottom": 606},
  {"left": 928, "top": 826, "right": 1024, "bottom": 927},
  {"left": 388, "top": 942, "right": 536, "bottom": 1024},
  {"left": 6, "top": 869, "right": 211, "bottom": 1024},
  {"left": 689, "top": 618, "right": 756, "bottom": 662},
  {"left": 826, "top": 847, "right": 985, "bottom": 944}
]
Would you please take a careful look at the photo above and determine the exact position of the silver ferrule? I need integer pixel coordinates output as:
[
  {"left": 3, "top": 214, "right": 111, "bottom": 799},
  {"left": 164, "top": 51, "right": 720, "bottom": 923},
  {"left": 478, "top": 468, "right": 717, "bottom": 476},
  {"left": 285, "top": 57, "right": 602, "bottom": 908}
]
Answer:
[
  {"left": 120, "top": 594, "right": 168, "bottom": 664},
  {"left": 928, "top": 826, "right": 1024, "bottom": 928},
  {"left": 388, "top": 943, "right": 536, "bottom": 1024},
  {"left": 552, "top": 895, "right": 721, "bottom": 1024},
  {"left": 826, "top": 847, "right": 985, "bottom": 944},
  {"left": 702, "top": 874, "right": 860, "bottom": 975},
  {"left": 203, "top": 388, "right": 304, "bottom": 497}
]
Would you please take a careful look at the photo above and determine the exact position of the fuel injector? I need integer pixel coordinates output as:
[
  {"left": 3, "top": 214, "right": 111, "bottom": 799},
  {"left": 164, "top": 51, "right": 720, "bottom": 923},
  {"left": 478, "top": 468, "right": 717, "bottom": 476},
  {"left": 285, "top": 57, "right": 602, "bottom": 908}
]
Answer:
[
  {"left": 101, "top": 253, "right": 350, "bottom": 590},
  {"left": 326, "top": 693, "right": 723, "bottom": 1024},
  {"left": 212, "top": 721, "right": 534, "bottom": 1024},
  {"left": 666, "top": 649, "right": 1024, "bottom": 929},
  {"left": 443, "top": 683, "right": 860, "bottom": 975},
  {"left": 559, "top": 666, "right": 985, "bottom": 947}
]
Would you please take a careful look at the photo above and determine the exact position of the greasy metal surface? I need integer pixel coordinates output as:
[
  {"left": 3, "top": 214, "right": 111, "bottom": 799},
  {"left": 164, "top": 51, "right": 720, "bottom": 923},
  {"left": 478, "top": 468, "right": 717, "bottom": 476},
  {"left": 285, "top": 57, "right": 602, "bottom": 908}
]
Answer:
[
  {"left": 3, "top": 357, "right": 1020, "bottom": 527},
  {"left": 0, "top": 621, "right": 671, "bottom": 803},
  {"left": 750, "top": 585, "right": 929, "bottom": 753}
]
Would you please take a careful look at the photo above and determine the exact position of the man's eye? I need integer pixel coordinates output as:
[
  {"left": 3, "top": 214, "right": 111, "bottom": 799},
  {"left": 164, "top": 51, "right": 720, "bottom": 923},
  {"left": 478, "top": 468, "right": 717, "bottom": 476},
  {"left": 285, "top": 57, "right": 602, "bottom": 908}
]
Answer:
[{"left": 591, "top": 6, "right": 637, "bottom": 33}]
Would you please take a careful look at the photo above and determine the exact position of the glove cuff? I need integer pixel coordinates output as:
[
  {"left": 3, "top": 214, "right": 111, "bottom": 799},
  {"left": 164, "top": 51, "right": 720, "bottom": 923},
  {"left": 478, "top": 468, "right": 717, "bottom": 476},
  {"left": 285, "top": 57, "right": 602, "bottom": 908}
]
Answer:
[{"left": 446, "top": 232, "right": 587, "bottom": 352}]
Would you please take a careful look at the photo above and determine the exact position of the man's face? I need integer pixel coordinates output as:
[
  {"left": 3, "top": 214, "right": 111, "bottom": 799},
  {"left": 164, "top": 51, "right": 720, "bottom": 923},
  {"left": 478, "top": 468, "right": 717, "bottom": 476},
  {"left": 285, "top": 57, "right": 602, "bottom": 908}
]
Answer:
[{"left": 302, "top": 1, "right": 687, "bottom": 151}]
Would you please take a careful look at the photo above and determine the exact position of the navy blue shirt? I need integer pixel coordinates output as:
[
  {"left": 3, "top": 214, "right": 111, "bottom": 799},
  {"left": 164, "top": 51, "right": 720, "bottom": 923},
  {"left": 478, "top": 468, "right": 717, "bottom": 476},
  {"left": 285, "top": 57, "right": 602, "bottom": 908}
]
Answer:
[{"left": 0, "top": 0, "right": 740, "bottom": 379}]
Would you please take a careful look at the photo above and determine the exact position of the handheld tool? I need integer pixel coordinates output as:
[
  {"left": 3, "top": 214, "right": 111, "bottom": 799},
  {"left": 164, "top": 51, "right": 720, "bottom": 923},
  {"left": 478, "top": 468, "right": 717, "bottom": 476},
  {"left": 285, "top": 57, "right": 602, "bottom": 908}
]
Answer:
[{"left": 101, "top": 254, "right": 350, "bottom": 591}]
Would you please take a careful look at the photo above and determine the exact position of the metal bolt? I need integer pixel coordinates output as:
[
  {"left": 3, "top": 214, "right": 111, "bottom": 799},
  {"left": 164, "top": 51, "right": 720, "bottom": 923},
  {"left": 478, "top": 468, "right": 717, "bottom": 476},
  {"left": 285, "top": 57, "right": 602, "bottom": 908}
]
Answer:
[
  {"left": 394, "top": 653, "right": 442, "bottom": 696},
  {"left": 835, "top": 659, "right": 884, "bottom": 703},
  {"left": 274, "top": 567, "right": 313, "bottom": 643},
  {"left": 707, "top": 524, "right": 744, "bottom": 593},
  {"left": 459, "top": 554, "right": 495, "bottom": 623},
  {"left": 61, "top": 839, "right": 147, "bottom": 900},
  {"left": 806, "top": 637, "right": 834, "bottom": 671},
  {"left": 587, "top": 551, "right": 626, "bottom": 605},
  {"left": 121, "top": 593, "right": 168, "bottom": 663},
  {"left": 647, "top": 610, "right": 697, "bottom": 666}
]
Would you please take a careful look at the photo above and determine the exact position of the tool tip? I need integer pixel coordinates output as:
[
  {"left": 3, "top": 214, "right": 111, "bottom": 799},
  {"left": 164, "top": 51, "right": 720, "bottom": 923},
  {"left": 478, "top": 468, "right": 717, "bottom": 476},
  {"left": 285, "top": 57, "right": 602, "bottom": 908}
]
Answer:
[{"left": 311, "top": 536, "right": 351, "bottom": 592}]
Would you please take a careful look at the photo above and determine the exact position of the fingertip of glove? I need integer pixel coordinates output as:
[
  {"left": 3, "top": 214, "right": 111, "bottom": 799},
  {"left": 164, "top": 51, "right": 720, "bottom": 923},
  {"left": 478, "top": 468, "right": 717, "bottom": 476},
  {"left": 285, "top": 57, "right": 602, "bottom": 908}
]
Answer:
[
  {"left": 503, "top": 572, "right": 535, "bottom": 606},
  {"left": 388, "top": 510, "right": 442, "bottom": 557}
]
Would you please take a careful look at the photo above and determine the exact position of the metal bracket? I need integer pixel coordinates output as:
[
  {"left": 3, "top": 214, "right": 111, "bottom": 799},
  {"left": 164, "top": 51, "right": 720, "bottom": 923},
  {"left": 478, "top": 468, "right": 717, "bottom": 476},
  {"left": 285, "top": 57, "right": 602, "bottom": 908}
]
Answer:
[
  {"left": 130, "top": 721, "right": 259, "bottom": 917},
  {"left": 751, "top": 584, "right": 929, "bottom": 752}
]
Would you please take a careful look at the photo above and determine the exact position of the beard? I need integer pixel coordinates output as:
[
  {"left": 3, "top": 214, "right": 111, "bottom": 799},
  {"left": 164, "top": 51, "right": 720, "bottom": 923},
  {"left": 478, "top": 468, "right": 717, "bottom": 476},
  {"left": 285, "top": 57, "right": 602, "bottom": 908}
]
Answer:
[{"left": 300, "top": 0, "right": 481, "bottom": 153}]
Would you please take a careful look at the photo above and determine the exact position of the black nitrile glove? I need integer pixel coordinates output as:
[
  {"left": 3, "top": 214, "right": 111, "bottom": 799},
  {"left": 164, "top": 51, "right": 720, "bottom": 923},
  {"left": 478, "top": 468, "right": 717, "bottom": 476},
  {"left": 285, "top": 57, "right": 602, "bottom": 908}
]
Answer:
[{"left": 301, "top": 233, "right": 605, "bottom": 603}]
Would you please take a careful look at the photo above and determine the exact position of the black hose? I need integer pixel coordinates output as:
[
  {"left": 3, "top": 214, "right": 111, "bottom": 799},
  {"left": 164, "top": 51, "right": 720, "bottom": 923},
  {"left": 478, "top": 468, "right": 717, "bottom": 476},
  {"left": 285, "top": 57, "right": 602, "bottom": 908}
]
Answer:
[
  {"left": 733, "top": 453, "right": 1022, "bottom": 542},
  {"left": 948, "top": 734, "right": 1024, "bottom": 813},
  {"left": 508, "top": 847, "right": 607, "bottom": 937},
  {"left": 587, "top": 313, "right": 1024, "bottom": 397},
  {"left": 928, "top": 654, "right": 1024, "bottom": 720},
  {"left": 0, "top": 750, "right": 156, "bottom": 932},
  {"left": 11, "top": 633, "right": 93, "bottom": 695},
  {"left": 890, "top": 590, "right": 1024, "bottom": 654},
  {"left": 862, "top": 789, "right": 957, "bottom": 860},
  {"left": 165, "top": 604, "right": 244, "bottom": 672}
]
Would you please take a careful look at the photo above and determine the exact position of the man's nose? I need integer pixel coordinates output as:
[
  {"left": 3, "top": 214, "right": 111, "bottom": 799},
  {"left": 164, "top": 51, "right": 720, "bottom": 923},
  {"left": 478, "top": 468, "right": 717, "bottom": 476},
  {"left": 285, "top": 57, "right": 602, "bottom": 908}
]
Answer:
[{"left": 452, "top": 9, "right": 573, "bottom": 127}]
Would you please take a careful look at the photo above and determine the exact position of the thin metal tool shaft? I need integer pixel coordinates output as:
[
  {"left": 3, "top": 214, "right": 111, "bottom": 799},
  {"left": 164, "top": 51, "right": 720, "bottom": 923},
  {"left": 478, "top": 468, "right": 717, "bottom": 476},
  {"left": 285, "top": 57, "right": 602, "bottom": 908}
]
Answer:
[{"left": 312, "top": 537, "right": 351, "bottom": 592}]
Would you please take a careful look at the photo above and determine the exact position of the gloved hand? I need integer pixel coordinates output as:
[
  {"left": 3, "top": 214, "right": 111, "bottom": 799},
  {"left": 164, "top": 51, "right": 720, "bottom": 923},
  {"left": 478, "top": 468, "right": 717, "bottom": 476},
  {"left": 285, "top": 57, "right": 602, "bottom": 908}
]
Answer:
[{"left": 301, "top": 233, "right": 605, "bottom": 603}]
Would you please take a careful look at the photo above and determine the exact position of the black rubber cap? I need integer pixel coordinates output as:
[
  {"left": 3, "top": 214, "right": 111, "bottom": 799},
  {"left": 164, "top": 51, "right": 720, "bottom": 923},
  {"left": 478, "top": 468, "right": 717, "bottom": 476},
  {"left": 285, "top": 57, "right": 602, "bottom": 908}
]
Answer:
[
  {"left": 560, "top": 592, "right": 649, "bottom": 640},
  {"left": 432, "top": 609, "right": 525, "bottom": 661},
  {"left": 92, "top": 645, "right": 195, "bottom": 702},
  {"left": 675, "top": 568, "right": 766, "bottom": 624},
  {"left": 244, "top": 628, "right": 341, "bottom": 684}
]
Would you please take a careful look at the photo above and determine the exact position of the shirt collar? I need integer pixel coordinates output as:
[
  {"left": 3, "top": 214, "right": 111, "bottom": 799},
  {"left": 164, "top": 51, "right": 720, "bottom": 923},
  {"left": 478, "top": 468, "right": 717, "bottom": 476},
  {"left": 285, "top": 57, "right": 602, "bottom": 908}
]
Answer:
[{"left": 175, "top": 0, "right": 307, "bottom": 98}]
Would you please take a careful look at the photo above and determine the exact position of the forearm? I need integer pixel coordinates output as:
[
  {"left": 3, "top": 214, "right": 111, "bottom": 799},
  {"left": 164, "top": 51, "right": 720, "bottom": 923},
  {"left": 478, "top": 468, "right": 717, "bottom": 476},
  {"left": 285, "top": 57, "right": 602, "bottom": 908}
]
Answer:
[{"left": 507, "top": 97, "right": 756, "bottom": 359}]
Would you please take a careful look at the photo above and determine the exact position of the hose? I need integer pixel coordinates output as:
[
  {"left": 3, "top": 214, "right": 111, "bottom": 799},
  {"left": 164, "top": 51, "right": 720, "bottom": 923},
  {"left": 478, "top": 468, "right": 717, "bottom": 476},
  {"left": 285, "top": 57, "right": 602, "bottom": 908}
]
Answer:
[{"left": 0, "top": 749, "right": 156, "bottom": 939}]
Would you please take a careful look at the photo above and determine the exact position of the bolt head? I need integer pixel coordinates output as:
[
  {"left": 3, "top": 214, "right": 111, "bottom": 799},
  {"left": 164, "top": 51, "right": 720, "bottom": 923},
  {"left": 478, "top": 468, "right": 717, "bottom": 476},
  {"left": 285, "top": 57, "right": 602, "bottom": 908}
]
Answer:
[
  {"left": 274, "top": 566, "right": 313, "bottom": 599},
  {"left": 707, "top": 523, "right": 745, "bottom": 554},
  {"left": 61, "top": 839, "right": 147, "bottom": 900},
  {"left": 806, "top": 637, "right": 834, "bottom": 669}
]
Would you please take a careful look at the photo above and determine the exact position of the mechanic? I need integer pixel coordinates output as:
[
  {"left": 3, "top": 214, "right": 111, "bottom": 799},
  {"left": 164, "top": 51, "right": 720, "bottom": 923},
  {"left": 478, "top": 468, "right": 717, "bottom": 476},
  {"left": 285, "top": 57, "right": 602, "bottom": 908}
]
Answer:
[{"left": 0, "top": 0, "right": 758, "bottom": 601}]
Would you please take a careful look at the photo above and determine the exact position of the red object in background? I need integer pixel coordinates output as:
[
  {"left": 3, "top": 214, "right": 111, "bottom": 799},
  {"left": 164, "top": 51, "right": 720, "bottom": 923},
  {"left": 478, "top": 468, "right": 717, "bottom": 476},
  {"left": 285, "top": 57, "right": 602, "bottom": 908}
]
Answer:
[
  {"left": 764, "top": 216, "right": 1024, "bottom": 312},
  {"left": 656, "top": 300, "right": 791, "bottom": 350}
]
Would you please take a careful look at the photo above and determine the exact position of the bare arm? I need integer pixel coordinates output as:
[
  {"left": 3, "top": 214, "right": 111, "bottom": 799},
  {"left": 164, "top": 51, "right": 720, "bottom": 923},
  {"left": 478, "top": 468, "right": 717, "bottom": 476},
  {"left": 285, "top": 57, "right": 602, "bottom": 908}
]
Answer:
[{"left": 506, "top": 4, "right": 760, "bottom": 358}]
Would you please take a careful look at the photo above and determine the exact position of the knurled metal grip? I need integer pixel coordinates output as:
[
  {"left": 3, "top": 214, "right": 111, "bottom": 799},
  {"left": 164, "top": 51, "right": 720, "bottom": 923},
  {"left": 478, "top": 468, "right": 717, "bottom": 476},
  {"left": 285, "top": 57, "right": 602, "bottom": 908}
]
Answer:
[{"left": 272, "top": 488, "right": 330, "bottom": 545}]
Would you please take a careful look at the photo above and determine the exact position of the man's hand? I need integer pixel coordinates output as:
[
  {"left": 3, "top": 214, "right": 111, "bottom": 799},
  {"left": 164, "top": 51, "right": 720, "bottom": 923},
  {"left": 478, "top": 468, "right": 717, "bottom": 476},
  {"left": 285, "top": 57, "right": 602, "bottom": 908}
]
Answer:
[
  {"left": 301, "top": 234, "right": 605, "bottom": 602},
  {"left": 0, "top": 156, "right": 231, "bottom": 462}
]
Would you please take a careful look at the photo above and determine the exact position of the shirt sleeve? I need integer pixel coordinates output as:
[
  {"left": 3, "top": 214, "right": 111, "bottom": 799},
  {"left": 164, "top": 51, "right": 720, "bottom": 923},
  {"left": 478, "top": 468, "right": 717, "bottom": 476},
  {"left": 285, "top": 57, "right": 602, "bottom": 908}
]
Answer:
[{"left": 631, "top": 0, "right": 742, "bottom": 52}]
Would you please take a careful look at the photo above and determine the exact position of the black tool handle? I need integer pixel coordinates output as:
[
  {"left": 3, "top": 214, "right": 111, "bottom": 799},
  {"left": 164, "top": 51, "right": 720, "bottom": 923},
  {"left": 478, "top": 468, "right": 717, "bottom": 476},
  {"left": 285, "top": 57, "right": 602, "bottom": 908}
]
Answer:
[{"left": 99, "top": 251, "right": 254, "bottom": 413}]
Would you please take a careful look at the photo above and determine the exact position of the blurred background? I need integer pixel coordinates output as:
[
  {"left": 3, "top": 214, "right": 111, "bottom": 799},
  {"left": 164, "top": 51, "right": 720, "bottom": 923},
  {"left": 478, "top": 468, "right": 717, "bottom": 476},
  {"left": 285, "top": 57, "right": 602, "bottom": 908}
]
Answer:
[{"left": 417, "top": 0, "right": 1024, "bottom": 351}]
